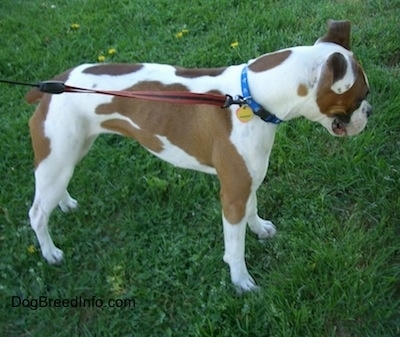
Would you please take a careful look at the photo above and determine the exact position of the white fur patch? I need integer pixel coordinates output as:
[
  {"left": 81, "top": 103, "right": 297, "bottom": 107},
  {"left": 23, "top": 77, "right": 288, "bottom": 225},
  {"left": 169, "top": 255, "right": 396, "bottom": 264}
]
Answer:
[
  {"left": 148, "top": 135, "right": 216, "bottom": 174},
  {"left": 223, "top": 217, "right": 258, "bottom": 291}
]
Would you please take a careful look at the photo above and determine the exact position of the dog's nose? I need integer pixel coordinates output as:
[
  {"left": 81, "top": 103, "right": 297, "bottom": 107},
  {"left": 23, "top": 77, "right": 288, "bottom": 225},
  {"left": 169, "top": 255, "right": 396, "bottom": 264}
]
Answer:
[
  {"left": 366, "top": 105, "right": 372, "bottom": 117},
  {"left": 364, "top": 102, "right": 372, "bottom": 117}
]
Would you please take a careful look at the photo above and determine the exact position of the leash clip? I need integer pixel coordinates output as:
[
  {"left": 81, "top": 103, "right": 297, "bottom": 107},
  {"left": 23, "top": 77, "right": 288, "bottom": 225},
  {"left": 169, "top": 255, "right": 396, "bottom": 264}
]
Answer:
[
  {"left": 222, "top": 95, "right": 248, "bottom": 108},
  {"left": 37, "top": 81, "right": 66, "bottom": 94}
]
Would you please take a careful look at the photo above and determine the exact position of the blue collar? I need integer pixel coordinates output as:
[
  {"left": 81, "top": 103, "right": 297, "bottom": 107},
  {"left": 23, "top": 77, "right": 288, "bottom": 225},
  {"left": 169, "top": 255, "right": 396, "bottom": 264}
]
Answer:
[{"left": 241, "top": 65, "right": 283, "bottom": 125}]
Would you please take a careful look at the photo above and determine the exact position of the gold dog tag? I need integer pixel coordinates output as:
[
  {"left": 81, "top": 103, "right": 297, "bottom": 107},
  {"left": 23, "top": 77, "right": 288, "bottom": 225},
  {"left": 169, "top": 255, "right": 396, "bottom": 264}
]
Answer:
[{"left": 236, "top": 105, "right": 254, "bottom": 123}]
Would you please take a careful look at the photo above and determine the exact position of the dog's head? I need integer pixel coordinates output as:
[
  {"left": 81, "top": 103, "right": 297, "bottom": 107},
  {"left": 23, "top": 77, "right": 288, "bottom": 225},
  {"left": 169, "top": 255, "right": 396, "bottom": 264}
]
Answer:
[{"left": 312, "top": 20, "right": 371, "bottom": 136}]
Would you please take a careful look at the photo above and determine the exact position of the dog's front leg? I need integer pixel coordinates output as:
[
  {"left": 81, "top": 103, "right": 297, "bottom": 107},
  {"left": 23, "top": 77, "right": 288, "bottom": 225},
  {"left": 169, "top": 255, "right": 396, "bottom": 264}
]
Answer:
[
  {"left": 216, "top": 142, "right": 261, "bottom": 291},
  {"left": 222, "top": 216, "right": 258, "bottom": 292},
  {"left": 219, "top": 181, "right": 258, "bottom": 291},
  {"left": 246, "top": 191, "right": 277, "bottom": 239}
]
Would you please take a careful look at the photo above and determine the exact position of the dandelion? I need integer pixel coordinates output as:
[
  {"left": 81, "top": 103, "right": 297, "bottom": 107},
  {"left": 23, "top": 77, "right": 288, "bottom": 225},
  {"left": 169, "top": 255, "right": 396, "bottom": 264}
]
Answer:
[
  {"left": 98, "top": 55, "right": 106, "bottom": 62},
  {"left": 27, "top": 245, "right": 36, "bottom": 254},
  {"left": 230, "top": 41, "right": 239, "bottom": 48},
  {"left": 70, "top": 23, "right": 80, "bottom": 30},
  {"left": 108, "top": 48, "right": 117, "bottom": 55},
  {"left": 175, "top": 29, "right": 189, "bottom": 38}
]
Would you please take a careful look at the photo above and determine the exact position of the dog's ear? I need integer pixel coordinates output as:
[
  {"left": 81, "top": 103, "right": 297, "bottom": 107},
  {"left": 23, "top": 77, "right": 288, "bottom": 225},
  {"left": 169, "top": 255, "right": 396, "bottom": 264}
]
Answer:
[
  {"left": 319, "top": 52, "right": 356, "bottom": 94},
  {"left": 316, "top": 19, "right": 351, "bottom": 50}
]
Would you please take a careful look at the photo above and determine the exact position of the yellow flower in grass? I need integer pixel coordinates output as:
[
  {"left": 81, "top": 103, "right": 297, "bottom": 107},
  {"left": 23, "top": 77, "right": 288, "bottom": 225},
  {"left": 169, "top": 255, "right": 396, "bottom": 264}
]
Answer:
[
  {"left": 175, "top": 28, "right": 189, "bottom": 38},
  {"left": 70, "top": 23, "right": 80, "bottom": 30},
  {"left": 97, "top": 48, "right": 116, "bottom": 62},
  {"left": 27, "top": 245, "right": 36, "bottom": 254},
  {"left": 230, "top": 41, "right": 239, "bottom": 48}
]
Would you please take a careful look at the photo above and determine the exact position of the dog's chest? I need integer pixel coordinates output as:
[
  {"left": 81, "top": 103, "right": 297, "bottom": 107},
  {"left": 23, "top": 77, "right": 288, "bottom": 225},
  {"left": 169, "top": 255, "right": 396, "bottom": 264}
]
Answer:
[{"left": 230, "top": 119, "right": 277, "bottom": 185}]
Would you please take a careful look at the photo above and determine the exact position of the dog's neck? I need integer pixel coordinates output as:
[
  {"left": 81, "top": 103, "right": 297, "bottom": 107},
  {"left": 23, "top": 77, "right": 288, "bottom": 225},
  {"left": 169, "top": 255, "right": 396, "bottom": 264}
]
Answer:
[{"left": 240, "top": 65, "right": 283, "bottom": 125}]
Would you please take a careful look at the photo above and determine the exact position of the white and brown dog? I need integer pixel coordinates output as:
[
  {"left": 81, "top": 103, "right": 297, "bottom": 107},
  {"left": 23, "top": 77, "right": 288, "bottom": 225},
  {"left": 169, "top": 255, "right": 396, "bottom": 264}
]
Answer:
[{"left": 26, "top": 20, "right": 371, "bottom": 291}]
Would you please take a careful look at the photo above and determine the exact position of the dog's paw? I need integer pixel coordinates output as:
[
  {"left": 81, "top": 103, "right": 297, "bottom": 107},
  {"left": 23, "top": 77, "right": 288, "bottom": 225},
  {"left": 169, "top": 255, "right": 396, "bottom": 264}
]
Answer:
[
  {"left": 257, "top": 219, "right": 277, "bottom": 239},
  {"left": 233, "top": 273, "right": 259, "bottom": 293},
  {"left": 43, "top": 247, "right": 64, "bottom": 264},
  {"left": 59, "top": 196, "right": 79, "bottom": 213},
  {"left": 248, "top": 216, "right": 277, "bottom": 239}
]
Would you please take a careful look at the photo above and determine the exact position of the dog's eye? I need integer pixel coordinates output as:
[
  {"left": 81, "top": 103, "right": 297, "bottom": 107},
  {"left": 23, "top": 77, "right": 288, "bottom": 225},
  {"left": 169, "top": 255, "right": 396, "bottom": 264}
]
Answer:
[
  {"left": 361, "top": 90, "right": 370, "bottom": 102},
  {"left": 355, "top": 95, "right": 367, "bottom": 109}
]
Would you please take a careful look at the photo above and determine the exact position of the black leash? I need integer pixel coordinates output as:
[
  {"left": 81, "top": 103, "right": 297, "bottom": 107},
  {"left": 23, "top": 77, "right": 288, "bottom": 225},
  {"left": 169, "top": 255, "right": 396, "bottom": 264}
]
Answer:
[{"left": 0, "top": 79, "right": 66, "bottom": 94}]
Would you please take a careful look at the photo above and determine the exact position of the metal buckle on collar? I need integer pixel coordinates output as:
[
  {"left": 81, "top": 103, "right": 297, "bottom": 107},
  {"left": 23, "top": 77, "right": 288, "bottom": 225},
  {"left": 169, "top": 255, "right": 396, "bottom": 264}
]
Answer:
[{"left": 223, "top": 94, "right": 249, "bottom": 108}]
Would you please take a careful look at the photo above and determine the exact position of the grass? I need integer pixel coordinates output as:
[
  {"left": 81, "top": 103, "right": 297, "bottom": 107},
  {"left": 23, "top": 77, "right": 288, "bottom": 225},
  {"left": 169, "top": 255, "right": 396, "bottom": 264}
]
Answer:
[{"left": 0, "top": 0, "right": 399, "bottom": 336}]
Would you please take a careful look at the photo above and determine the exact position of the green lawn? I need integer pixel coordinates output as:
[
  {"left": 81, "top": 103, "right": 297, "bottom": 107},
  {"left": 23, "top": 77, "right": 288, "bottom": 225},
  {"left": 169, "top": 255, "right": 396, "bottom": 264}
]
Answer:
[{"left": 0, "top": 0, "right": 399, "bottom": 336}]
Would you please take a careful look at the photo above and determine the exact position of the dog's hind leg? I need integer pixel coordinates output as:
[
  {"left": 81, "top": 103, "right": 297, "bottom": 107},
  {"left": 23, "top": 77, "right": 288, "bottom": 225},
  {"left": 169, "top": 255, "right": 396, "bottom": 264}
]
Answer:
[
  {"left": 28, "top": 99, "right": 95, "bottom": 263},
  {"left": 29, "top": 158, "right": 76, "bottom": 264},
  {"left": 29, "top": 134, "right": 96, "bottom": 263},
  {"left": 57, "top": 135, "right": 96, "bottom": 213}
]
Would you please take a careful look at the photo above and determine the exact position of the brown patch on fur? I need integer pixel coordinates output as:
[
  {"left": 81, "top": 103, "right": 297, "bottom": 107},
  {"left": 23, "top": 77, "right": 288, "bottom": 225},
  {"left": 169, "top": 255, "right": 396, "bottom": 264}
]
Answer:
[
  {"left": 297, "top": 84, "right": 308, "bottom": 96},
  {"left": 318, "top": 20, "right": 351, "bottom": 50},
  {"left": 175, "top": 67, "right": 227, "bottom": 78},
  {"left": 317, "top": 61, "right": 368, "bottom": 117},
  {"left": 25, "top": 88, "right": 44, "bottom": 104},
  {"left": 248, "top": 50, "right": 292, "bottom": 73},
  {"left": 83, "top": 63, "right": 143, "bottom": 75},
  {"left": 95, "top": 80, "right": 252, "bottom": 223},
  {"left": 25, "top": 69, "right": 73, "bottom": 104},
  {"left": 215, "top": 142, "right": 252, "bottom": 224},
  {"left": 27, "top": 69, "right": 73, "bottom": 168},
  {"left": 29, "top": 95, "right": 52, "bottom": 168},
  {"left": 101, "top": 119, "right": 164, "bottom": 153},
  {"left": 329, "top": 52, "right": 349, "bottom": 83},
  {"left": 95, "top": 81, "right": 231, "bottom": 166}
]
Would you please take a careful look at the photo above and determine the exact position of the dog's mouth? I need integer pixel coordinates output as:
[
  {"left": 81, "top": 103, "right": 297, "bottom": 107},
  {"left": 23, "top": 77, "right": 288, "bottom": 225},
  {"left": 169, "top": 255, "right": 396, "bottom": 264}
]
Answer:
[{"left": 332, "top": 118, "right": 347, "bottom": 136}]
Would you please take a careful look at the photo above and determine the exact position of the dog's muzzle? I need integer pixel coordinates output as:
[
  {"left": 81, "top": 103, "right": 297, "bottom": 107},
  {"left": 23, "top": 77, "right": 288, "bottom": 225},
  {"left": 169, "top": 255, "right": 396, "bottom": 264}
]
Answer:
[{"left": 331, "top": 100, "right": 372, "bottom": 136}]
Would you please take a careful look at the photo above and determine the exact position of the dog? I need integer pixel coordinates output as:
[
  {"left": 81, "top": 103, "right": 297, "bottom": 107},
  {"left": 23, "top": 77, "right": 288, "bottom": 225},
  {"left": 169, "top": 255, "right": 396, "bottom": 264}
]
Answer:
[{"left": 26, "top": 20, "right": 371, "bottom": 292}]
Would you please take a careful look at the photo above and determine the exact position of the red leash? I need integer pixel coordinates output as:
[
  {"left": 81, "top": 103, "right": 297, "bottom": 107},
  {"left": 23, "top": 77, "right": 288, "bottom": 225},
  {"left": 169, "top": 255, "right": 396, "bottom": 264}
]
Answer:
[
  {"left": 0, "top": 78, "right": 246, "bottom": 108},
  {"left": 0, "top": 79, "right": 242, "bottom": 108},
  {"left": 0, "top": 78, "right": 281, "bottom": 123},
  {"left": 63, "top": 83, "right": 229, "bottom": 107}
]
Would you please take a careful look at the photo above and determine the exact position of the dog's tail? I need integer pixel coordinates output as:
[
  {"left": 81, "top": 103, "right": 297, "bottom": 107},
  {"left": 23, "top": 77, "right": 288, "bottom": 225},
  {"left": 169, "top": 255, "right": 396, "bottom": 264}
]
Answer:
[
  {"left": 25, "top": 88, "right": 43, "bottom": 104},
  {"left": 25, "top": 68, "right": 73, "bottom": 104}
]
